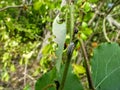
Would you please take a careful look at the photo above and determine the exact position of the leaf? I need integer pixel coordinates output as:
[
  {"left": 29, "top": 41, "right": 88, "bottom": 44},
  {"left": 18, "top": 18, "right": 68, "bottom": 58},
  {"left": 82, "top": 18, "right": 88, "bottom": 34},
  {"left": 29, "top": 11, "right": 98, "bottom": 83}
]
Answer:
[
  {"left": 52, "top": 15, "right": 66, "bottom": 72},
  {"left": 10, "top": 64, "right": 16, "bottom": 72},
  {"left": 33, "top": 1, "right": 42, "bottom": 11},
  {"left": 91, "top": 43, "right": 120, "bottom": 90},
  {"left": 35, "top": 65, "right": 84, "bottom": 90},
  {"left": 82, "top": 2, "right": 91, "bottom": 12},
  {"left": 80, "top": 33, "right": 87, "bottom": 40},
  {"left": 35, "top": 68, "right": 57, "bottom": 90},
  {"left": 82, "top": 28, "right": 93, "bottom": 36},
  {"left": 82, "top": 22, "right": 88, "bottom": 28},
  {"left": 23, "top": 84, "right": 31, "bottom": 90},
  {"left": 88, "top": 0, "right": 98, "bottom": 3},
  {"left": 59, "top": 65, "right": 84, "bottom": 90},
  {"left": 72, "top": 64, "right": 86, "bottom": 75}
]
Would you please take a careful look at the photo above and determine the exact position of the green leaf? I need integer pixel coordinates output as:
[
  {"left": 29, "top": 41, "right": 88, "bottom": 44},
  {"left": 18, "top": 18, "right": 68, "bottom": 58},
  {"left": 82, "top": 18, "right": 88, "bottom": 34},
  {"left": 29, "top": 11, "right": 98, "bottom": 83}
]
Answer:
[
  {"left": 2, "top": 71, "right": 10, "bottom": 82},
  {"left": 83, "top": 2, "right": 91, "bottom": 12},
  {"left": 33, "top": 1, "right": 43, "bottom": 11},
  {"left": 52, "top": 15, "right": 66, "bottom": 72},
  {"left": 57, "top": 65, "right": 83, "bottom": 90},
  {"left": 88, "top": 0, "right": 98, "bottom": 3},
  {"left": 81, "top": 33, "right": 87, "bottom": 40},
  {"left": 82, "top": 22, "right": 88, "bottom": 28},
  {"left": 91, "top": 43, "right": 120, "bottom": 90},
  {"left": 35, "top": 68, "right": 57, "bottom": 90},
  {"left": 23, "top": 84, "right": 31, "bottom": 90},
  {"left": 82, "top": 28, "right": 93, "bottom": 36},
  {"left": 35, "top": 65, "right": 84, "bottom": 90},
  {"left": 10, "top": 64, "right": 16, "bottom": 72}
]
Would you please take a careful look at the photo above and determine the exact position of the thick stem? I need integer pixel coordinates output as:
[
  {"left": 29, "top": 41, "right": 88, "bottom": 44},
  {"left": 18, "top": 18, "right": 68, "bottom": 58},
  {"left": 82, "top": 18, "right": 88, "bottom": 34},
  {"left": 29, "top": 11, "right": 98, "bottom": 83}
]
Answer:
[
  {"left": 59, "top": 42, "right": 74, "bottom": 90},
  {"left": 59, "top": 56, "right": 71, "bottom": 90}
]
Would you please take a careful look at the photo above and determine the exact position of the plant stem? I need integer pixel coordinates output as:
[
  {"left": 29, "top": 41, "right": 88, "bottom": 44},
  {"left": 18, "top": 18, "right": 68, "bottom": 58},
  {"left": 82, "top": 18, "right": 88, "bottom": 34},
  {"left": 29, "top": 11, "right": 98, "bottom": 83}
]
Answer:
[
  {"left": 59, "top": 56, "right": 71, "bottom": 90},
  {"left": 59, "top": 42, "right": 74, "bottom": 90},
  {"left": 80, "top": 39, "right": 95, "bottom": 90},
  {"left": 59, "top": 1, "right": 74, "bottom": 90}
]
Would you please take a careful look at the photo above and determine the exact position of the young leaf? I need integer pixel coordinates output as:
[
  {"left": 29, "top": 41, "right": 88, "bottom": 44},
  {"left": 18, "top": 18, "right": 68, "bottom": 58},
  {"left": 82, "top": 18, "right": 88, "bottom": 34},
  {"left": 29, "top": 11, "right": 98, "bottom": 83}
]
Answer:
[{"left": 91, "top": 43, "right": 120, "bottom": 90}]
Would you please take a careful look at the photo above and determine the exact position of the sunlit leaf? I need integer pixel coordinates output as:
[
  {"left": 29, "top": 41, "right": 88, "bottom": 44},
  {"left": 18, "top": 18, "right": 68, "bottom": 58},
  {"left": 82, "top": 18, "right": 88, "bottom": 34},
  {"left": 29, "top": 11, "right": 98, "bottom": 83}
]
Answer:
[
  {"left": 72, "top": 64, "right": 86, "bottom": 75},
  {"left": 82, "top": 22, "right": 88, "bottom": 28},
  {"left": 88, "top": 0, "right": 98, "bottom": 3},
  {"left": 33, "top": 1, "right": 43, "bottom": 11},
  {"left": 10, "top": 64, "right": 16, "bottom": 72},
  {"left": 80, "top": 33, "right": 87, "bottom": 40},
  {"left": 82, "top": 28, "right": 93, "bottom": 36},
  {"left": 2, "top": 72, "right": 10, "bottom": 82},
  {"left": 82, "top": 2, "right": 91, "bottom": 12}
]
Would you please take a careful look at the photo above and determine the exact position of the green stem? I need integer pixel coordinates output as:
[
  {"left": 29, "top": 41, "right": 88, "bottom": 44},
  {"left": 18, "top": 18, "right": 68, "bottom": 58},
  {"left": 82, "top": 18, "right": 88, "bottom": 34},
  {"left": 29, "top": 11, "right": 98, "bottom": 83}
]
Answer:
[
  {"left": 59, "top": 0, "right": 74, "bottom": 90},
  {"left": 59, "top": 42, "right": 75, "bottom": 90},
  {"left": 59, "top": 56, "right": 71, "bottom": 90}
]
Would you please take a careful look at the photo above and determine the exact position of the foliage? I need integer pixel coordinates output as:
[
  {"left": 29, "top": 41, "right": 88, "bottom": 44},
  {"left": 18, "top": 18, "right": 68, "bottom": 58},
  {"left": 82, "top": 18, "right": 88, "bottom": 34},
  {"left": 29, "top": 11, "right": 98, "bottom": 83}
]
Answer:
[
  {"left": 0, "top": 0, "right": 61, "bottom": 89},
  {"left": 1, "top": 0, "right": 120, "bottom": 90}
]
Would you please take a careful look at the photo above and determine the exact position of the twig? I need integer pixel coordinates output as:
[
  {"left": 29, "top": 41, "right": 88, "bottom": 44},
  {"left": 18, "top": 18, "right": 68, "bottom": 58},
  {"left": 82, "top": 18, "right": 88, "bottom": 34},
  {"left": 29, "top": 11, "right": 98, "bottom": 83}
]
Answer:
[
  {"left": 106, "top": 15, "right": 120, "bottom": 29},
  {"left": 106, "top": 0, "right": 120, "bottom": 16},
  {"left": 88, "top": 1, "right": 104, "bottom": 26},
  {"left": 23, "top": 72, "right": 36, "bottom": 82},
  {"left": 80, "top": 39, "right": 95, "bottom": 90},
  {"left": 23, "top": 43, "right": 40, "bottom": 86},
  {"left": 24, "top": 59, "right": 28, "bottom": 86},
  {"left": 19, "top": 73, "right": 36, "bottom": 85},
  {"left": 86, "top": 20, "right": 99, "bottom": 45},
  {"left": 103, "top": 18, "right": 111, "bottom": 42},
  {"left": 0, "top": 4, "right": 32, "bottom": 12},
  {"left": 115, "top": 30, "right": 120, "bottom": 42}
]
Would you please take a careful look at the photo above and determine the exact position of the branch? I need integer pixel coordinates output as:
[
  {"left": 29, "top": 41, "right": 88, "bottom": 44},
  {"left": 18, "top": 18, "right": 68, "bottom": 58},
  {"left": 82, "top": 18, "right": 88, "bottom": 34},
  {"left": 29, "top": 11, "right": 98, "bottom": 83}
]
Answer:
[
  {"left": 79, "top": 39, "right": 95, "bottom": 90},
  {"left": 115, "top": 30, "right": 120, "bottom": 42},
  {"left": 36, "top": 31, "right": 51, "bottom": 61},
  {"left": 88, "top": 1, "right": 104, "bottom": 26},
  {"left": 106, "top": 15, "right": 120, "bottom": 29},
  {"left": 0, "top": 4, "right": 32, "bottom": 12},
  {"left": 23, "top": 72, "right": 36, "bottom": 82},
  {"left": 103, "top": 18, "right": 111, "bottom": 42}
]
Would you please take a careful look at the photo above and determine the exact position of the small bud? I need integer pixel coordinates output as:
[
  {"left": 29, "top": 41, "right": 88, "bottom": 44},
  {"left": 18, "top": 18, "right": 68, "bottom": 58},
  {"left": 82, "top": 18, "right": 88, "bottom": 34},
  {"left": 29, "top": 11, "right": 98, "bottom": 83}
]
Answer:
[
  {"left": 67, "top": 42, "right": 75, "bottom": 57},
  {"left": 74, "top": 28, "right": 78, "bottom": 34}
]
